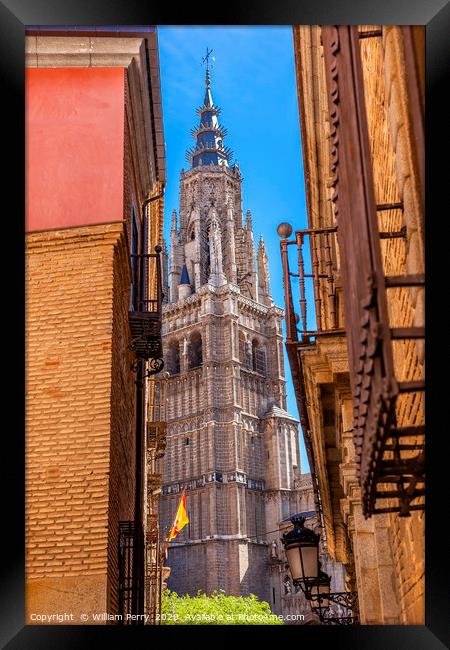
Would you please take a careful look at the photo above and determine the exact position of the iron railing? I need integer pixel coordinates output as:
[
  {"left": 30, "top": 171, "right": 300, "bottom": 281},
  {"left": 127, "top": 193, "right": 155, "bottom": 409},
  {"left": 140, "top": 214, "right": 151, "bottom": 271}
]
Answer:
[
  {"left": 280, "top": 226, "right": 343, "bottom": 343},
  {"left": 280, "top": 25, "right": 424, "bottom": 519},
  {"left": 280, "top": 214, "right": 425, "bottom": 518}
]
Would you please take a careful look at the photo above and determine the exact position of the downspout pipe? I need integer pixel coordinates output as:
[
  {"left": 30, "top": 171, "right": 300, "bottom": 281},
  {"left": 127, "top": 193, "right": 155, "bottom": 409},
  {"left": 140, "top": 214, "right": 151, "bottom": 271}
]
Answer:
[
  {"left": 135, "top": 190, "right": 164, "bottom": 523},
  {"left": 133, "top": 189, "right": 165, "bottom": 618}
]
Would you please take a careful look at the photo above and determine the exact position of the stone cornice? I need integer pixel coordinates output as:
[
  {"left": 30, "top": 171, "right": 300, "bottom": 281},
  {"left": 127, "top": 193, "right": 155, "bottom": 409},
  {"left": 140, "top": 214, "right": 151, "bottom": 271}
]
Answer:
[
  {"left": 180, "top": 165, "right": 242, "bottom": 182},
  {"left": 169, "top": 535, "right": 268, "bottom": 547},
  {"left": 162, "top": 283, "right": 284, "bottom": 320},
  {"left": 162, "top": 470, "right": 265, "bottom": 493},
  {"left": 26, "top": 33, "right": 148, "bottom": 68},
  {"left": 163, "top": 293, "right": 202, "bottom": 315},
  {"left": 238, "top": 294, "right": 284, "bottom": 318}
]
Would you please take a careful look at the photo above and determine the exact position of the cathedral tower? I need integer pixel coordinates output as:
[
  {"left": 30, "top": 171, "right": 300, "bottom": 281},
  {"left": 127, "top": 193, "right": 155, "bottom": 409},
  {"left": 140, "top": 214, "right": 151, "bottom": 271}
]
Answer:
[{"left": 159, "top": 61, "right": 305, "bottom": 605}]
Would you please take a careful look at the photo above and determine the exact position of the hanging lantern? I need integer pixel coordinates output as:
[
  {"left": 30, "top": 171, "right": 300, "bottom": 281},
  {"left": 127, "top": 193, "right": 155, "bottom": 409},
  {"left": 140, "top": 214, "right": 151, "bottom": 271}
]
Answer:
[{"left": 281, "top": 515, "right": 320, "bottom": 593}]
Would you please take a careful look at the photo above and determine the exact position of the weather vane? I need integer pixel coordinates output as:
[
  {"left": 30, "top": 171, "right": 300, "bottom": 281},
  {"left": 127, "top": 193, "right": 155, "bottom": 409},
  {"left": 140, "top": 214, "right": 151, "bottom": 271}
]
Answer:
[{"left": 202, "top": 47, "right": 214, "bottom": 72}]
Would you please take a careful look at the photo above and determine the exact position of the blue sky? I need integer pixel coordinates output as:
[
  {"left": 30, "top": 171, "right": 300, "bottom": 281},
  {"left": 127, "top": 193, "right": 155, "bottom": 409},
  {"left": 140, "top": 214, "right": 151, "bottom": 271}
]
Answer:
[{"left": 157, "top": 26, "right": 310, "bottom": 472}]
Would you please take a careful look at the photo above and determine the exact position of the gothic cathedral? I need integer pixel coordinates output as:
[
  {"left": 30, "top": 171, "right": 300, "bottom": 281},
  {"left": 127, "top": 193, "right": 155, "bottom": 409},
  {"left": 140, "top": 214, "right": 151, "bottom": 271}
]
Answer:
[{"left": 159, "top": 65, "right": 307, "bottom": 604}]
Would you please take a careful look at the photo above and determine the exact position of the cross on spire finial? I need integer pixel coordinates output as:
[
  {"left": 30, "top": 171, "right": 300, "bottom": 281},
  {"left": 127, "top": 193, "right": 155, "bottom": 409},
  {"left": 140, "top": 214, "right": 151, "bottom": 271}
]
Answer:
[
  {"left": 202, "top": 47, "right": 214, "bottom": 71},
  {"left": 202, "top": 47, "right": 214, "bottom": 89}
]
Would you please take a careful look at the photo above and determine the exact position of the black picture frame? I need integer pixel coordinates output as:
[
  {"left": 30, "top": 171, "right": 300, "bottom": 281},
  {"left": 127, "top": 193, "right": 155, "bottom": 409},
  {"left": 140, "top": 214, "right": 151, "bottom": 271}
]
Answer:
[{"left": 1, "top": 0, "right": 447, "bottom": 647}]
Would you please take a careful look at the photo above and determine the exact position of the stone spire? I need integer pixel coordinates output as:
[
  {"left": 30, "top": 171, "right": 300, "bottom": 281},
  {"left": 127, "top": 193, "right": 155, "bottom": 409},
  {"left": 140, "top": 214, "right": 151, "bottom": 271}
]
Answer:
[
  {"left": 246, "top": 209, "right": 253, "bottom": 231},
  {"left": 168, "top": 50, "right": 263, "bottom": 302},
  {"left": 171, "top": 208, "right": 177, "bottom": 232},
  {"left": 178, "top": 263, "right": 192, "bottom": 300},
  {"left": 161, "top": 239, "right": 169, "bottom": 304},
  {"left": 169, "top": 209, "right": 182, "bottom": 303},
  {"left": 180, "top": 263, "right": 190, "bottom": 285},
  {"left": 186, "top": 54, "right": 233, "bottom": 168},
  {"left": 242, "top": 209, "right": 258, "bottom": 301},
  {"left": 226, "top": 199, "right": 237, "bottom": 284},
  {"left": 257, "top": 235, "right": 273, "bottom": 306}
]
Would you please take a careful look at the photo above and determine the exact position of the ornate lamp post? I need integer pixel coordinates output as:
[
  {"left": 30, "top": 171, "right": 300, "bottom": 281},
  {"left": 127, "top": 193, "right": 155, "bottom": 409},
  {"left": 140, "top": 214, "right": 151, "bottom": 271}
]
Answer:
[
  {"left": 281, "top": 516, "right": 360, "bottom": 625},
  {"left": 281, "top": 515, "right": 320, "bottom": 597}
]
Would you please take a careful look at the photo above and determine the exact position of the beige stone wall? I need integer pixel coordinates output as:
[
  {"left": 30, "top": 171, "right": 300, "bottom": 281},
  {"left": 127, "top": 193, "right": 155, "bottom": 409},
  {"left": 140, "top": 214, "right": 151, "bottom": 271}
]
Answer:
[
  {"left": 360, "top": 26, "right": 425, "bottom": 624},
  {"left": 107, "top": 226, "right": 137, "bottom": 615},
  {"left": 292, "top": 25, "right": 424, "bottom": 624},
  {"left": 25, "top": 223, "right": 134, "bottom": 623}
]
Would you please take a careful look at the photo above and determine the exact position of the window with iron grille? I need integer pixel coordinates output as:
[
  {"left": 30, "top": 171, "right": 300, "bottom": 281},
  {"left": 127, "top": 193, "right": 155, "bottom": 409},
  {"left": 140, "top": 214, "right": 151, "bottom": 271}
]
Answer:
[
  {"left": 239, "top": 335, "right": 251, "bottom": 369},
  {"left": 119, "top": 521, "right": 144, "bottom": 623},
  {"left": 253, "top": 346, "right": 266, "bottom": 375}
]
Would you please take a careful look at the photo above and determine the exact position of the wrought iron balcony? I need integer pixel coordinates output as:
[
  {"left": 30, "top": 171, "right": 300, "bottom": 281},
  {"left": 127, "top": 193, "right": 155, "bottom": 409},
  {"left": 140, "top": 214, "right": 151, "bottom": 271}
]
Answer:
[
  {"left": 128, "top": 245, "right": 164, "bottom": 375},
  {"left": 279, "top": 224, "right": 344, "bottom": 345},
  {"left": 279, "top": 206, "right": 424, "bottom": 518}
]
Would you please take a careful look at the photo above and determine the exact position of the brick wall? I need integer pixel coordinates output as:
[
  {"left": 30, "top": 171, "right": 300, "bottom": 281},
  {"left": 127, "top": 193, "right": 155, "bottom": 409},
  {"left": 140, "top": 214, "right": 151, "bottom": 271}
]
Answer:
[
  {"left": 25, "top": 222, "right": 135, "bottom": 622},
  {"left": 383, "top": 27, "right": 425, "bottom": 624},
  {"left": 107, "top": 227, "right": 136, "bottom": 614},
  {"left": 361, "top": 28, "right": 425, "bottom": 623}
]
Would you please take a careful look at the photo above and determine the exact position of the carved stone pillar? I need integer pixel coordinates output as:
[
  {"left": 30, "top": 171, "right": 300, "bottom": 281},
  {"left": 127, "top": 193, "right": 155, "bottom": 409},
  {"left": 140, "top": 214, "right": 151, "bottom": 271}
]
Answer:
[
  {"left": 208, "top": 211, "right": 227, "bottom": 287},
  {"left": 226, "top": 202, "right": 237, "bottom": 284},
  {"left": 180, "top": 336, "right": 189, "bottom": 373}
]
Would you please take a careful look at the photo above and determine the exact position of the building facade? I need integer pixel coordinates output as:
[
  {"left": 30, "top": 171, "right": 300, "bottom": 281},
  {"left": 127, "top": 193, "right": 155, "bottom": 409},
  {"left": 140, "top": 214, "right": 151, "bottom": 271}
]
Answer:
[
  {"left": 25, "top": 27, "right": 167, "bottom": 623},
  {"left": 157, "top": 67, "right": 307, "bottom": 607},
  {"left": 278, "top": 25, "right": 424, "bottom": 624}
]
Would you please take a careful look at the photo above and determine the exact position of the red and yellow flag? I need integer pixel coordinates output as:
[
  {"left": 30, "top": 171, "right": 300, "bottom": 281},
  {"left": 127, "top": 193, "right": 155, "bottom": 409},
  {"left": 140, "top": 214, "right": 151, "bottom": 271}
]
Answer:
[{"left": 168, "top": 491, "right": 189, "bottom": 540}]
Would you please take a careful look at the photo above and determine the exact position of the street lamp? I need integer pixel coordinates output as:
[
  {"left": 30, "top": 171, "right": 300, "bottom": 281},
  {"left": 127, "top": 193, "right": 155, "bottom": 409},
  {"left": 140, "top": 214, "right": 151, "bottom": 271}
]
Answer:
[
  {"left": 281, "top": 515, "right": 320, "bottom": 596},
  {"left": 281, "top": 517, "right": 360, "bottom": 625}
]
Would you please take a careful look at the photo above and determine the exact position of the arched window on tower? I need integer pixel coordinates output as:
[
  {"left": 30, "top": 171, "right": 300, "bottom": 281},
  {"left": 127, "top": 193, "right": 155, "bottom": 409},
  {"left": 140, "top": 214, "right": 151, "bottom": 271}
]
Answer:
[
  {"left": 239, "top": 332, "right": 251, "bottom": 370},
  {"left": 188, "top": 331, "right": 203, "bottom": 370},
  {"left": 166, "top": 340, "right": 180, "bottom": 376},
  {"left": 252, "top": 339, "right": 267, "bottom": 375}
]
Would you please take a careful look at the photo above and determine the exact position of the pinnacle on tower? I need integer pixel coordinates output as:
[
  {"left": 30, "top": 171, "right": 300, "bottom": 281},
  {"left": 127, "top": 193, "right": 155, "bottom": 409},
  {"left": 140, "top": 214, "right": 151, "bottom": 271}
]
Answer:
[
  {"left": 179, "top": 263, "right": 191, "bottom": 285},
  {"left": 185, "top": 49, "right": 233, "bottom": 168},
  {"left": 161, "top": 239, "right": 169, "bottom": 304},
  {"left": 178, "top": 263, "right": 192, "bottom": 300},
  {"left": 204, "top": 67, "right": 213, "bottom": 108},
  {"left": 257, "top": 234, "right": 268, "bottom": 269},
  {"left": 258, "top": 234, "right": 273, "bottom": 306}
]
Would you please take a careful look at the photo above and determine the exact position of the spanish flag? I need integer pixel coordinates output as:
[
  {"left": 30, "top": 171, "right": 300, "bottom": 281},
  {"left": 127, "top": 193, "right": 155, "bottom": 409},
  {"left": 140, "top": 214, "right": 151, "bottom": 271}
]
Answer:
[{"left": 168, "top": 490, "right": 189, "bottom": 540}]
